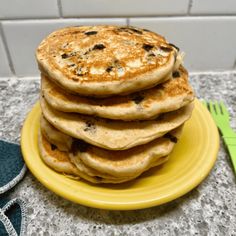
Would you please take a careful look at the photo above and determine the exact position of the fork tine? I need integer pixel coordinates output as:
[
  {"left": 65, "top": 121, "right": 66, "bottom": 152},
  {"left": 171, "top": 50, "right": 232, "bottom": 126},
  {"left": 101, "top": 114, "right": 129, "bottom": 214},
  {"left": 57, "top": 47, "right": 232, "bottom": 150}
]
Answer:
[
  {"left": 220, "top": 101, "right": 229, "bottom": 116},
  {"left": 208, "top": 100, "right": 214, "bottom": 113},
  {"left": 213, "top": 100, "right": 221, "bottom": 115}
]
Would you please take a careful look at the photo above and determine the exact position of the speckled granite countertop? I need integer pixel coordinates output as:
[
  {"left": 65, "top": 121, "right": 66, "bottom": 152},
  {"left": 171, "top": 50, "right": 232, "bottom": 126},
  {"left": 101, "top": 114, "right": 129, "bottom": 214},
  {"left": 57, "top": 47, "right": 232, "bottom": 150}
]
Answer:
[{"left": 1, "top": 72, "right": 236, "bottom": 236}]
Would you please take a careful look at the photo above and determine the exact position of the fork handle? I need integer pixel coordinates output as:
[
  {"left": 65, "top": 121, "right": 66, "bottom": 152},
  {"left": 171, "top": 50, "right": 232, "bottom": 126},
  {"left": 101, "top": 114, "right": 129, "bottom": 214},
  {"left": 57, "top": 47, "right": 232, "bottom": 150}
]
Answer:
[{"left": 223, "top": 137, "right": 236, "bottom": 174}]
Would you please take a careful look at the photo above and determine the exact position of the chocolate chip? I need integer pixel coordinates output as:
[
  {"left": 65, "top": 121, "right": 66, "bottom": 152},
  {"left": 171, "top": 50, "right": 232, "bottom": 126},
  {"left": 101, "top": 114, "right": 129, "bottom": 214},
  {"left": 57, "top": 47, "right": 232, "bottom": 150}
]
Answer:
[
  {"left": 143, "top": 28, "right": 151, "bottom": 32},
  {"left": 160, "top": 46, "right": 172, "bottom": 52},
  {"left": 117, "top": 27, "right": 131, "bottom": 32},
  {"left": 132, "top": 94, "right": 144, "bottom": 104},
  {"left": 172, "top": 71, "right": 180, "bottom": 78},
  {"left": 129, "top": 28, "right": 143, "bottom": 34},
  {"left": 84, "top": 120, "right": 96, "bottom": 132},
  {"left": 84, "top": 50, "right": 91, "bottom": 55},
  {"left": 113, "top": 59, "right": 119, "bottom": 64},
  {"left": 50, "top": 144, "right": 57, "bottom": 151},
  {"left": 92, "top": 44, "right": 106, "bottom": 50},
  {"left": 169, "top": 43, "right": 179, "bottom": 51},
  {"left": 118, "top": 27, "right": 142, "bottom": 34},
  {"left": 106, "top": 66, "right": 113, "bottom": 73},
  {"left": 142, "top": 44, "right": 154, "bottom": 51},
  {"left": 71, "top": 139, "right": 88, "bottom": 155},
  {"left": 118, "top": 27, "right": 129, "bottom": 30},
  {"left": 69, "top": 64, "right": 75, "bottom": 67},
  {"left": 61, "top": 53, "right": 69, "bottom": 59},
  {"left": 84, "top": 31, "right": 97, "bottom": 36},
  {"left": 164, "top": 133, "right": 178, "bottom": 143}
]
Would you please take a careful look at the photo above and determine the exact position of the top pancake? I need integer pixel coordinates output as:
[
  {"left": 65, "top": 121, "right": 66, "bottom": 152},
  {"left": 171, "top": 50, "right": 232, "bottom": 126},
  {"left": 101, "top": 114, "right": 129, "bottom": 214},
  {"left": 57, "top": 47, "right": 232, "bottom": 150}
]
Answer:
[{"left": 36, "top": 25, "right": 178, "bottom": 97}]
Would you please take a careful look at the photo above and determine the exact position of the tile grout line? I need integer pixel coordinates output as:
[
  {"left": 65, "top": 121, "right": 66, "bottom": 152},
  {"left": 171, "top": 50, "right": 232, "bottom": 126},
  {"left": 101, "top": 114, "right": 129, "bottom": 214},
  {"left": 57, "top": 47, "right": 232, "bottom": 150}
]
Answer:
[
  {"left": 187, "top": 0, "right": 193, "bottom": 15},
  {"left": 57, "top": 0, "right": 63, "bottom": 18},
  {"left": 0, "top": 23, "right": 15, "bottom": 75}
]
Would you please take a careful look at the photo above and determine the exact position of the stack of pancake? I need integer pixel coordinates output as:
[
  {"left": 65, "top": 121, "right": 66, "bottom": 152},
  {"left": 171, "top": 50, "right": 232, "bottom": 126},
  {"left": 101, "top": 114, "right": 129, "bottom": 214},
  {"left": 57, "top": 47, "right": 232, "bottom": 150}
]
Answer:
[{"left": 36, "top": 25, "right": 195, "bottom": 184}]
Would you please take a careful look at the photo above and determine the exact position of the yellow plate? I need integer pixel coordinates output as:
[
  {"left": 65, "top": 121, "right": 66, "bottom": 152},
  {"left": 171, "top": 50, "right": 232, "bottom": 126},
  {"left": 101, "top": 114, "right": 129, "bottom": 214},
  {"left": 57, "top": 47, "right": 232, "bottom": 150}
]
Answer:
[{"left": 21, "top": 99, "right": 219, "bottom": 210}]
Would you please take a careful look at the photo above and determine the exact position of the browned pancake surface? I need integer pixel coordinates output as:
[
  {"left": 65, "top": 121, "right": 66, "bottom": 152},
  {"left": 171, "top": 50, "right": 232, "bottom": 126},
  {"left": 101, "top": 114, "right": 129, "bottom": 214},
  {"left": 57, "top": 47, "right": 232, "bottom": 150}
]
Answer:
[{"left": 37, "top": 25, "right": 177, "bottom": 83}]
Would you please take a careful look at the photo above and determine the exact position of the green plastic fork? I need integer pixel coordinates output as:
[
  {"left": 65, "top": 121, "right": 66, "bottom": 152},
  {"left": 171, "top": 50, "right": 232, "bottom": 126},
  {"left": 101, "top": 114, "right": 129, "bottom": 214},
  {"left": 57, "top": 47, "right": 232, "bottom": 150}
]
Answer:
[{"left": 202, "top": 100, "right": 236, "bottom": 174}]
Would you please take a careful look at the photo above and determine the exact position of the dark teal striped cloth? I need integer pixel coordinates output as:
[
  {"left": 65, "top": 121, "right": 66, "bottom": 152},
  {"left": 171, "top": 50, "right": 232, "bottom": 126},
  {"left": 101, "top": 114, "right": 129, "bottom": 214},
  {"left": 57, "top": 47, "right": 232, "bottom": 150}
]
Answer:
[{"left": 0, "top": 140, "right": 27, "bottom": 236}]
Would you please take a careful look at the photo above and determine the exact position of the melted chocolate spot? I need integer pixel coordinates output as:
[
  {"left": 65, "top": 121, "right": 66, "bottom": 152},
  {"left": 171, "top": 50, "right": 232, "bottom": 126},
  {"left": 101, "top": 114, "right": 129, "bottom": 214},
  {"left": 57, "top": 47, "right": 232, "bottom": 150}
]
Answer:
[
  {"left": 84, "top": 31, "right": 97, "bottom": 36},
  {"left": 164, "top": 133, "right": 178, "bottom": 143},
  {"left": 84, "top": 120, "right": 96, "bottom": 132},
  {"left": 61, "top": 53, "right": 69, "bottom": 59},
  {"left": 172, "top": 71, "right": 180, "bottom": 78},
  {"left": 92, "top": 44, "right": 106, "bottom": 50},
  {"left": 71, "top": 139, "right": 88, "bottom": 155},
  {"left": 142, "top": 44, "right": 154, "bottom": 51},
  {"left": 106, "top": 66, "right": 113, "bottom": 73},
  {"left": 160, "top": 46, "right": 172, "bottom": 52},
  {"left": 69, "top": 64, "right": 76, "bottom": 67},
  {"left": 114, "top": 59, "right": 119, "bottom": 64},
  {"left": 169, "top": 43, "right": 179, "bottom": 51},
  {"left": 132, "top": 94, "right": 144, "bottom": 104},
  {"left": 143, "top": 28, "right": 151, "bottom": 32},
  {"left": 72, "top": 77, "right": 79, "bottom": 81},
  {"left": 50, "top": 144, "right": 57, "bottom": 151}
]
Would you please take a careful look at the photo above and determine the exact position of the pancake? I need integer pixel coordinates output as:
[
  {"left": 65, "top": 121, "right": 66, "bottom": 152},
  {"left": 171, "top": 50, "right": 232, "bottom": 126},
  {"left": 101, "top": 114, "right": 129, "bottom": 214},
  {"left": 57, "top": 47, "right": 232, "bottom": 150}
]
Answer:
[
  {"left": 42, "top": 66, "right": 194, "bottom": 120},
  {"left": 69, "top": 126, "right": 182, "bottom": 178},
  {"left": 36, "top": 25, "right": 178, "bottom": 97},
  {"left": 69, "top": 153, "right": 169, "bottom": 182},
  {"left": 40, "top": 116, "right": 181, "bottom": 178},
  {"left": 39, "top": 130, "right": 146, "bottom": 183},
  {"left": 40, "top": 96, "right": 194, "bottom": 150}
]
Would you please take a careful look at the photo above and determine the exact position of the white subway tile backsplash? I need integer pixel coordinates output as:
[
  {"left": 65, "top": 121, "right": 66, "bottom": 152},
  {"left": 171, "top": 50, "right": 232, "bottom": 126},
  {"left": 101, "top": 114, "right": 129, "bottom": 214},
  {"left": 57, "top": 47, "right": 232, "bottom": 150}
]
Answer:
[
  {"left": 0, "top": 0, "right": 59, "bottom": 19},
  {"left": 2, "top": 19, "right": 126, "bottom": 77},
  {"left": 130, "top": 17, "right": 236, "bottom": 72},
  {"left": 61, "top": 0, "right": 189, "bottom": 17},
  {"left": 191, "top": 0, "right": 236, "bottom": 15},
  {"left": 0, "top": 35, "right": 12, "bottom": 77}
]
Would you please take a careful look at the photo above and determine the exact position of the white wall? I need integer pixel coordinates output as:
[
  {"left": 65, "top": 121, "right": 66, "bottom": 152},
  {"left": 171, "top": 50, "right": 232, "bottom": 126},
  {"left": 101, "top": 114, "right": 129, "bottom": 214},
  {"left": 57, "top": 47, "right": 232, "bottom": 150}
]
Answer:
[{"left": 0, "top": 0, "right": 235, "bottom": 77}]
